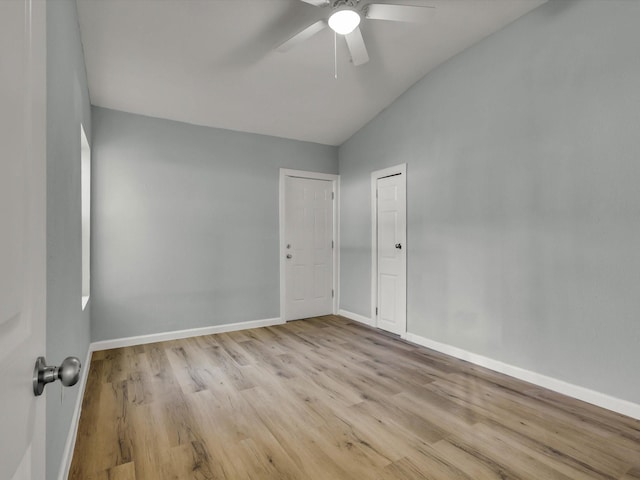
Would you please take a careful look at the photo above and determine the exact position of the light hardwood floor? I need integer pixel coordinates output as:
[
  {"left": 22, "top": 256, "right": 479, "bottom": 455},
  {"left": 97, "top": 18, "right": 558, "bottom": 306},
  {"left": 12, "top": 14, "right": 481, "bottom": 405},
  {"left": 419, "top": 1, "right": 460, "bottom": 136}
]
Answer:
[{"left": 69, "top": 315, "right": 640, "bottom": 479}]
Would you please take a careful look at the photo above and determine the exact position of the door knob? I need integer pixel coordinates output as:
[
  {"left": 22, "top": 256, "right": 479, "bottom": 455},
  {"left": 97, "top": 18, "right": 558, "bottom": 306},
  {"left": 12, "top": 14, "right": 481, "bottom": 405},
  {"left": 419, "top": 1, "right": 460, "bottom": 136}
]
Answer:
[
  {"left": 286, "top": 254, "right": 292, "bottom": 259},
  {"left": 33, "top": 356, "right": 82, "bottom": 396},
  {"left": 395, "top": 243, "right": 402, "bottom": 249}
]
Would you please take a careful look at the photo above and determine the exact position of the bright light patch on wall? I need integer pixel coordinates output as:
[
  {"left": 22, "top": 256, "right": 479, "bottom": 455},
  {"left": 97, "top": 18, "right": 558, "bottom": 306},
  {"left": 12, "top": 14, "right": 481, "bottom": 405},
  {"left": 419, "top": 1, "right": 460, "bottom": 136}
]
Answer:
[{"left": 81, "top": 125, "right": 91, "bottom": 310}]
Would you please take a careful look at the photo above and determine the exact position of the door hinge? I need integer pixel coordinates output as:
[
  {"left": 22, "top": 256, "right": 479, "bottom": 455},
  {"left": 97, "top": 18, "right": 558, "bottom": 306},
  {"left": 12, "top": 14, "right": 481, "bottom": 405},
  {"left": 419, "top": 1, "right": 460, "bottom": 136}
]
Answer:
[
  {"left": 375, "top": 307, "right": 378, "bottom": 315},
  {"left": 331, "top": 240, "right": 334, "bottom": 249},
  {"left": 332, "top": 191, "right": 335, "bottom": 200},
  {"left": 332, "top": 289, "right": 334, "bottom": 298}
]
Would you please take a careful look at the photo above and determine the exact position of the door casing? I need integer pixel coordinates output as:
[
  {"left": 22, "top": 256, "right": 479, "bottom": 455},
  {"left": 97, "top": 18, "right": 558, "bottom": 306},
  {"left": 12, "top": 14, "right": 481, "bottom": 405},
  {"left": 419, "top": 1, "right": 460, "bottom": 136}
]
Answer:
[
  {"left": 371, "top": 163, "right": 407, "bottom": 337},
  {"left": 279, "top": 169, "right": 340, "bottom": 321}
]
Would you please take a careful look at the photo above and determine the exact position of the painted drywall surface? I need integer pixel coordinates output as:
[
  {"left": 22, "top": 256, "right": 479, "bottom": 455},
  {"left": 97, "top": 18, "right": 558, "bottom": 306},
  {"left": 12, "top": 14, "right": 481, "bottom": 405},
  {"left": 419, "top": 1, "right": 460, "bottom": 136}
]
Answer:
[
  {"left": 339, "top": 0, "right": 640, "bottom": 404},
  {"left": 91, "top": 107, "right": 337, "bottom": 341},
  {"left": 46, "top": 0, "right": 92, "bottom": 478}
]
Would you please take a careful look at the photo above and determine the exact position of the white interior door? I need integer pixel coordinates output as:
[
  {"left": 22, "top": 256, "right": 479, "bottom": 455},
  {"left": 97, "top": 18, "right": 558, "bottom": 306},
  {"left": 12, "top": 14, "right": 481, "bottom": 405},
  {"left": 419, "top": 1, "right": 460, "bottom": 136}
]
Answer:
[
  {"left": 284, "top": 176, "right": 334, "bottom": 321},
  {"left": 0, "top": 1, "right": 47, "bottom": 479},
  {"left": 375, "top": 172, "right": 406, "bottom": 335}
]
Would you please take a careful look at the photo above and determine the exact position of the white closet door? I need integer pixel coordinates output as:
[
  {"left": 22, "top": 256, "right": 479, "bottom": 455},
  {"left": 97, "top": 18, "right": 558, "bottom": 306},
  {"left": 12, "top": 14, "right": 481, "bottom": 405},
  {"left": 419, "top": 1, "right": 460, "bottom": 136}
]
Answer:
[{"left": 376, "top": 174, "right": 406, "bottom": 335}]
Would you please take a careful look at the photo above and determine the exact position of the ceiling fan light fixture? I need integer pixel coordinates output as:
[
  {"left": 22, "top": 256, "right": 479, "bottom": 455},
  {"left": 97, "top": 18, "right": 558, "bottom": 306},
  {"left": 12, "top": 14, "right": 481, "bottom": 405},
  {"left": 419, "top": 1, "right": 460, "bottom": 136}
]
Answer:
[{"left": 328, "top": 8, "right": 361, "bottom": 35}]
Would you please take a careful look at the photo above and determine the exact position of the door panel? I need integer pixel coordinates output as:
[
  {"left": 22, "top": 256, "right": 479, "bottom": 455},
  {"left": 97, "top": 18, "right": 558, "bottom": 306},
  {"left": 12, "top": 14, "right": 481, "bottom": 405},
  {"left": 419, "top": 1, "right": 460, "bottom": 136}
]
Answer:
[
  {"left": 378, "top": 210, "right": 398, "bottom": 259},
  {"left": 285, "top": 176, "right": 333, "bottom": 321},
  {"left": 313, "top": 207, "right": 327, "bottom": 250},
  {"left": 0, "top": 1, "right": 47, "bottom": 479},
  {"left": 379, "top": 274, "right": 397, "bottom": 322},
  {"left": 376, "top": 174, "right": 406, "bottom": 335},
  {"left": 313, "top": 265, "right": 327, "bottom": 298},
  {"left": 292, "top": 266, "right": 305, "bottom": 300}
]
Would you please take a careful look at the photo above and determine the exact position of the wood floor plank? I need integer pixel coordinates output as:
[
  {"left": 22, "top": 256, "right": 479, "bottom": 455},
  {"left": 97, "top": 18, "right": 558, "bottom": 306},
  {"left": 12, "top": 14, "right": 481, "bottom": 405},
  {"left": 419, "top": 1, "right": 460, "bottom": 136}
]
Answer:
[
  {"left": 384, "top": 456, "right": 446, "bottom": 480},
  {"left": 109, "top": 462, "right": 137, "bottom": 480},
  {"left": 621, "top": 466, "right": 640, "bottom": 480},
  {"left": 449, "top": 423, "right": 578, "bottom": 480},
  {"left": 239, "top": 437, "right": 305, "bottom": 480},
  {"left": 239, "top": 387, "right": 356, "bottom": 479},
  {"left": 404, "top": 448, "right": 475, "bottom": 480},
  {"left": 432, "top": 438, "right": 526, "bottom": 480},
  {"left": 83, "top": 462, "right": 136, "bottom": 480},
  {"left": 351, "top": 392, "right": 450, "bottom": 445},
  {"left": 531, "top": 388, "right": 640, "bottom": 434},
  {"left": 471, "top": 422, "right": 613, "bottom": 480},
  {"left": 214, "top": 332, "right": 255, "bottom": 366},
  {"left": 70, "top": 315, "right": 640, "bottom": 479},
  {"left": 427, "top": 379, "right": 623, "bottom": 479}
]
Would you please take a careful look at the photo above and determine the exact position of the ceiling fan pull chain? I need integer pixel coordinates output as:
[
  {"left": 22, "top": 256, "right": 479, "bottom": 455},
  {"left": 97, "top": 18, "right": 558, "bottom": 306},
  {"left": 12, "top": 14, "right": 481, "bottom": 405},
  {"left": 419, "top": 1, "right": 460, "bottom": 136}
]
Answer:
[{"left": 334, "top": 31, "right": 338, "bottom": 79}]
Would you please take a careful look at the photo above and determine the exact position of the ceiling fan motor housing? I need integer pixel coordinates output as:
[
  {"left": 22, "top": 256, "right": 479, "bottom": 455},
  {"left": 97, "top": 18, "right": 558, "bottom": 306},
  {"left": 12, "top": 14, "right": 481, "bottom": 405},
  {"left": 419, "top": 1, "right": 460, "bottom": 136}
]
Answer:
[{"left": 332, "top": 0, "right": 361, "bottom": 11}]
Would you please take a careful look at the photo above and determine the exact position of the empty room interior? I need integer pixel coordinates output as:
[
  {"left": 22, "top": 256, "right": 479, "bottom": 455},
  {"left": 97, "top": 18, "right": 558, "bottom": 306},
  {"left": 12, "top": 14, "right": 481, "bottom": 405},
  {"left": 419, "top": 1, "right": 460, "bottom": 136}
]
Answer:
[{"left": 2, "top": 0, "right": 640, "bottom": 479}]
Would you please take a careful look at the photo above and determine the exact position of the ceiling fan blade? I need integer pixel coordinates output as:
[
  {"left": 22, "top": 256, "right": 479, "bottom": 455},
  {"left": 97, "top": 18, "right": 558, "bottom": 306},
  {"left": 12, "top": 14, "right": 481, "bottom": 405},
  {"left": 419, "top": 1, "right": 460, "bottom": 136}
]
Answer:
[
  {"left": 365, "top": 4, "right": 435, "bottom": 23},
  {"left": 345, "top": 27, "right": 370, "bottom": 66},
  {"left": 299, "top": 0, "right": 330, "bottom": 6},
  {"left": 276, "top": 20, "right": 328, "bottom": 52}
]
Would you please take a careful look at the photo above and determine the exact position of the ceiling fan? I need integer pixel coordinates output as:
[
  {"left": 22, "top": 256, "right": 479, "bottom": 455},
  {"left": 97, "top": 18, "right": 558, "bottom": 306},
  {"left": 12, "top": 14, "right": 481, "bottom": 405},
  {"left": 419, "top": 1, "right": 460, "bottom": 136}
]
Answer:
[{"left": 276, "top": 0, "right": 435, "bottom": 66}]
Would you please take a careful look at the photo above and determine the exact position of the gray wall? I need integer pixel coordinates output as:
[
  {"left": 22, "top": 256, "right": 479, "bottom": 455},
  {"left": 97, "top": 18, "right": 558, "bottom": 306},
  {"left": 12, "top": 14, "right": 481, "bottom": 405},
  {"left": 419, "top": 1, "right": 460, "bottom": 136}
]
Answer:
[
  {"left": 339, "top": 0, "right": 640, "bottom": 404},
  {"left": 46, "top": 0, "right": 92, "bottom": 478},
  {"left": 91, "top": 107, "right": 337, "bottom": 341}
]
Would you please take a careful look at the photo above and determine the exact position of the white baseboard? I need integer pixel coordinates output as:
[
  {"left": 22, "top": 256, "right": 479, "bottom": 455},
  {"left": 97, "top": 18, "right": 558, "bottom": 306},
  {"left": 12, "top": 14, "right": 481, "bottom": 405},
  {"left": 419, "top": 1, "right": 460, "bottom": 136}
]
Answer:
[
  {"left": 90, "top": 317, "right": 284, "bottom": 351},
  {"left": 405, "top": 332, "right": 640, "bottom": 421},
  {"left": 58, "top": 347, "right": 92, "bottom": 480},
  {"left": 338, "top": 309, "right": 375, "bottom": 327}
]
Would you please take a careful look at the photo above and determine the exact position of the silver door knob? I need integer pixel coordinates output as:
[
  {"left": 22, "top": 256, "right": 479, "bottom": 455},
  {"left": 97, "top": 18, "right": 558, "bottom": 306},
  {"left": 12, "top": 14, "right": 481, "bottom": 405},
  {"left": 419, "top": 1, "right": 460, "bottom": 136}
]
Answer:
[
  {"left": 33, "top": 356, "right": 82, "bottom": 396},
  {"left": 286, "top": 254, "right": 292, "bottom": 259},
  {"left": 395, "top": 243, "right": 402, "bottom": 249}
]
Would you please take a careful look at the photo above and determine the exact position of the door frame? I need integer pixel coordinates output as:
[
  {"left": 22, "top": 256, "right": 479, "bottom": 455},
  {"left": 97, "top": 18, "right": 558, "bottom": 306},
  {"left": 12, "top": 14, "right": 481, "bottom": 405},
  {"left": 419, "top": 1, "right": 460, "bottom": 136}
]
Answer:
[
  {"left": 279, "top": 168, "right": 340, "bottom": 322},
  {"left": 371, "top": 163, "right": 407, "bottom": 337}
]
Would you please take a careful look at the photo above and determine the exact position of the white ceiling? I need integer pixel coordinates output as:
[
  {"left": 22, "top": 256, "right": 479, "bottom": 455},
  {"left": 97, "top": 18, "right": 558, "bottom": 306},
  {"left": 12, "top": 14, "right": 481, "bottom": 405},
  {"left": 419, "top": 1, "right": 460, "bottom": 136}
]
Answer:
[{"left": 77, "top": 0, "right": 545, "bottom": 146}]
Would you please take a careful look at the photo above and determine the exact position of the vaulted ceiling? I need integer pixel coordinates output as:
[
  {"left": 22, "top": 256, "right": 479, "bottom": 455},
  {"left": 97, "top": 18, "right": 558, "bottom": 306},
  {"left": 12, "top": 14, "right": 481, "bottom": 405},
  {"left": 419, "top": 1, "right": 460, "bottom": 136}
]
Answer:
[{"left": 77, "top": 0, "right": 546, "bottom": 146}]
